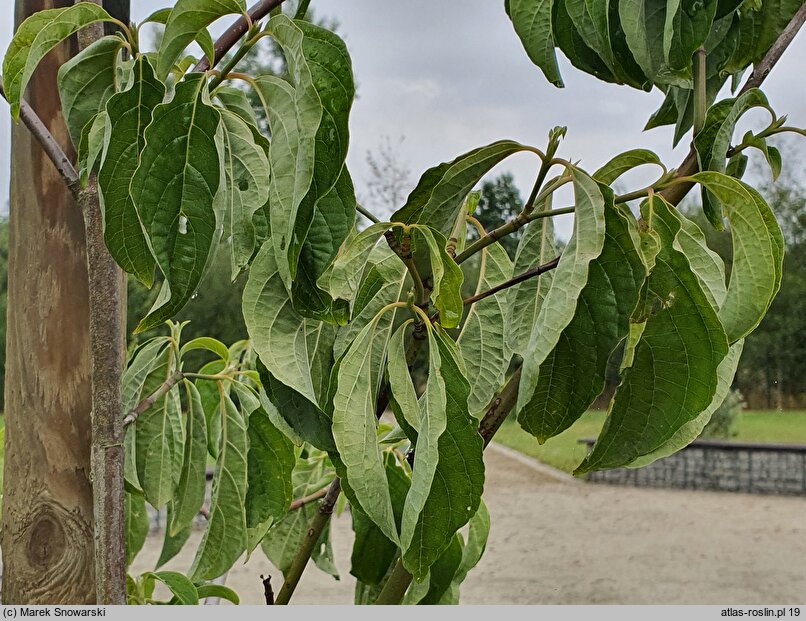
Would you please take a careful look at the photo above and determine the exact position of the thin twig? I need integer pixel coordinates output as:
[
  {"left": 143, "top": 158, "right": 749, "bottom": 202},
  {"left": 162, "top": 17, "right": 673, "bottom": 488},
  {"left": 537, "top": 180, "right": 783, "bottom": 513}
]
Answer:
[
  {"left": 273, "top": 478, "right": 342, "bottom": 605},
  {"left": 261, "top": 575, "right": 274, "bottom": 605},
  {"left": 193, "top": 0, "right": 289, "bottom": 73},
  {"left": 122, "top": 371, "right": 184, "bottom": 426},
  {"left": 463, "top": 257, "right": 560, "bottom": 308},
  {"left": 0, "top": 78, "right": 80, "bottom": 196},
  {"left": 289, "top": 488, "right": 328, "bottom": 511},
  {"left": 357, "top": 202, "right": 382, "bottom": 224}
]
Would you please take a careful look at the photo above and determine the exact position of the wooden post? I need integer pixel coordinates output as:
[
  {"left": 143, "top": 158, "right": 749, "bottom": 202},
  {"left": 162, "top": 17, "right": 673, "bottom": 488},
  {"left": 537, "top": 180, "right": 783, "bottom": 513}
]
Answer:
[{"left": 2, "top": 0, "right": 95, "bottom": 604}]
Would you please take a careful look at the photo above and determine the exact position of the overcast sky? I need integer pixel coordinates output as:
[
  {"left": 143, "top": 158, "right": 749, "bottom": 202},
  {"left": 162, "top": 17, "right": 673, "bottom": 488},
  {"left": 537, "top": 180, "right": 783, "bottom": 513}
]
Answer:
[{"left": 2, "top": 0, "right": 805, "bottom": 237}]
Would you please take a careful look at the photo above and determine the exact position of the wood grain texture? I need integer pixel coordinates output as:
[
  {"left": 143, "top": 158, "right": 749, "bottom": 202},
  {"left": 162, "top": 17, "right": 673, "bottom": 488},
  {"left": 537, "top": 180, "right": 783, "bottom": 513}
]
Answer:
[{"left": 2, "top": 0, "right": 95, "bottom": 604}]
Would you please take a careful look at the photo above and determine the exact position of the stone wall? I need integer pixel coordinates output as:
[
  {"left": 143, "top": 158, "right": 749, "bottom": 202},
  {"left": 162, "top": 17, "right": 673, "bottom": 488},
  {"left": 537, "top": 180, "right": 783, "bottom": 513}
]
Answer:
[{"left": 580, "top": 440, "right": 806, "bottom": 495}]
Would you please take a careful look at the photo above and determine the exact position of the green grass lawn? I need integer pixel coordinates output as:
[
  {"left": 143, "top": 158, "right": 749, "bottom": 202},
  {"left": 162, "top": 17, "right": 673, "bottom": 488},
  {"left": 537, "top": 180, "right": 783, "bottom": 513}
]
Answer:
[{"left": 494, "top": 410, "right": 806, "bottom": 474}]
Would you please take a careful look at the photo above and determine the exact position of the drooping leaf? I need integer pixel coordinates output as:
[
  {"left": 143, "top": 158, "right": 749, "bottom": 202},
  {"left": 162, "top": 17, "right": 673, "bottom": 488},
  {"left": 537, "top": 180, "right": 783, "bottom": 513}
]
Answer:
[
  {"left": 170, "top": 381, "right": 208, "bottom": 536},
  {"left": 131, "top": 73, "right": 221, "bottom": 331},
  {"left": 412, "top": 226, "right": 465, "bottom": 328},
  {"left": 447, "top": 500, "right": 491, "bottom": 599},
  {"left": 57, "top": 34, "right": 121, "bottom": 149},
  {"left": 156, "top": 0, "right": 245, "bottom": 79},
  {"left": 245, "top": 408, "right": 295, "bottom": 530},
  {"left": 391, "top": 141, "right": 537, "bottom": 237},
  {"left": 593, "top": 148, "right": 665, "bottom": 185},
  {"left": 691, "top": 172, "right": 784, "bottom": 342},
  {"left": 2, "top": 2, "right": 116, "bottom": 119},
  {"left": 256, "top": 358, "right": 335, "bottom": 452},
  {"left": 156, "top": 503, "right": 193, "bottom": 569},
  {"left": 517, "top": 195, "right": 645, "bottom": 442},
  {"left": 244, "top": 242, "right": 337, "bottom": 410},
  {"left": 552, "top": 0, "right": 618, "bottom": 84},
  {"left": 576, "top": 196, "right": 729, "bottom": 473},
  {"left": 619, "top": 0, "right": 668, "bottom": 83},
  {"left": 143, "top": 571, "right": 199, "bottom": 605},
  {"left": 190, "top": 395, "right": 249, "bottom": 581},
  {"left": 506, "top": 0, "right": 564, "bottom": 87},
  {"left": 218, "top": 109, "right": 270, "bottom": 278},
  {"left": 331, "top": 307, "right": 399, "bottom": 544},
  {"left": 507, "top": 211, "right": 558, "bottom": 355},
  {"left": 676, "top": 213, "right": 727, "bottom": 309},
  {"left": 663, "top": 0, "right": 718, "bottom": 78},
  {"left": 124, "top": 491, "right": 149, "bottom": 567},
  {"left": 401, "top": 327, "right": 484, "bottom": 581},
  {"left": 135, "top": 347, "right": 182, "bottom": 508},
  {"left": 78, "top": 111, "right": 109, "bottom": 188},
  {"left": 457, "top": 238, "right": 513, "bottom": 415},
  {"left": 350, "top": 452, "right": 411, "bottom": 586},
  {"left": 386, "top": 321, "right": 421, "bottom": 434},
  {"left": 99, "top": 55, "right": 165, "bottom": 287},
  {"left": 400, "top": 325, "right": 448, "bottom": 562},
  {"left": 516, "top": 170, "right": 607, "bottom": 415},
  {"left": 291, "top": 168, "right": 356, "bottom": 323}
]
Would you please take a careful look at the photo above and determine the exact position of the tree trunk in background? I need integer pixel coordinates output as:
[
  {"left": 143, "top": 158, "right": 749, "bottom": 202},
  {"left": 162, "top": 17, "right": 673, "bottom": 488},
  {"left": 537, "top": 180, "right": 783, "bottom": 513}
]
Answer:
[{"left": 1, "top": 0, "right": 96, "bottom": 604}]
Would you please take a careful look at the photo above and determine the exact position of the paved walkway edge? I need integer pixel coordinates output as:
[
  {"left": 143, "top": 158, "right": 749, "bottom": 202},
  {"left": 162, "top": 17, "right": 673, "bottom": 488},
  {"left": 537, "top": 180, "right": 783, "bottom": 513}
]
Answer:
[{"left": 487, "top": 441, "right": 580, "bottom": 484}]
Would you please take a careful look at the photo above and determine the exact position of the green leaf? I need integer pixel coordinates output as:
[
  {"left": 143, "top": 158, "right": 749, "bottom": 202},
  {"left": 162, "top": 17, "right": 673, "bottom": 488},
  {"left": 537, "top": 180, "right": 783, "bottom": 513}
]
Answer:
[
  {"left": 663, "top": 0, "right": 718, "bottom": 77},
  {"left": 156, "top": 0, "right": 245, "bottom": 79},
  {"left": 179, "top": 336, "right": 229, "bottom": 363},
  {"left": 564, "top": 0, "right": 616, "bottom": 71},
  {"left": 143, "top": 7, "right": 216, "bottom": 69},
  {"left": 413, "top": 226, "right": 465, "bottom": 328},
  {"left": 386, "top": 321, "right": 421, "bottom": 434},
  {"left": 691, "top": 172, "right": 784, "bottom": 342},
  {"left": 99, "top": 56, "right": 165, "bottom": 287},
  {"left": 593, "top": 148, "right": 665, "bottom": 185},
  {"left": 576, "top": 196, "right": 729, "bottom": 473},
  {"left": 196, "top": 584, "right": 240, "bottom": 605},
  {"left": 156, "top": 503, "right": 193, "bottom": 569},
  {"left": 135, "top": 348, "right": 182, "bottom": 508},
  {"left": 170, "top": 381, "right": 208, "bottom": 536},
  {"left": 391, "top": 141, "right": 536, "bottom": 237},
  {"left": 402, "top": 327, "right": 484, "bottom": 581},
  {"left": 333, "top": 245, "right": 407, "bottom": 359},
  {"left": 627, "top": 340, "right": 745, "bottom": 467},
  {"left": 190, "top": 395, "right": 249, "bottom": 581},
  {"left": 694, "top": 89, "right": 772, "bottom": 228},
  {"left": 214, "top": 86, "right": 258, "bottom": 126},
  {"left": 57, "top": 35, "right": 121, "bottom": 149},
  {"left": 143, "top": 571, "right": 199, "bottom": 605},
  {"left": 124, "top": 491, "right": 149, "bottom": 567},
  {"left": 291, "top": 168, "right": 356, "bottom": 323},
  {"left": 318, "top": 221, "right": 392, "bottom": 306},
  {"left": 218, "top": 109, "right": 270, "bottom": 278},
  {"left": 517, "top": 170, "right": 607, "bottom": 417},
  {"left": 244, "top": 242, "right": 337, "bottom": 411},
  {"left": 723, "top": 0, "right": 804, "bottom": 73},
  {"left": 2, "top": 2, "right": 116, "bottom": 119},
  {"left": 195, "top": 359, "right": 226, "bottom": 459},
  {"left": 350, "top": 452, "right": 411, "bottom": 586},
  {"left": 552, "top": 0, "right": 618, "bottom": 84},
  {"left": 245, "top": 409, "right": 295, "bottom": 529},
  {"left": 332, "top": 307, "right": 399, "bottom": 544},
  {"left": 457, "top": 239, "right": 513, "bottom": 415},
  {"left": 131, "top": 73, "right": 221, "bottom": 332},
  {"left": 676, "top": 213, "right": 727, "bottom": 309},
  {"left": 508, "top": 210, "right": 558, "bottom": 355},
  {"left": 404, "top": 534, "right": 464, "bottom": 605},
  {"left": 78, "top": 111, "right": 109, "bottom": 188},
  {"left": 400, "top": 326, "right": 447, "bottom": 562},
  {"left": 506, "top": 0, "right": 564, "bottom": 87},
  {"left": 619, "top": 0, "right": 668, "bottom": 83},
  {"left": 450, "top": 500, "right": 491, "bottom": 592},
  {"left": 256, "top": 358, "right": 336, "bottom": 452},
  {"left": 517, "top": 195, "right": 645, "bottom": 442}
]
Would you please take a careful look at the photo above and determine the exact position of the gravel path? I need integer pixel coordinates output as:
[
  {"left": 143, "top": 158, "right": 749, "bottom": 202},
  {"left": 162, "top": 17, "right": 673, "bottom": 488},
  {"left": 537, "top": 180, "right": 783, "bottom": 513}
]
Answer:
[{"left": 133, "top": 444, "right": 806, "bottom": 604}]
